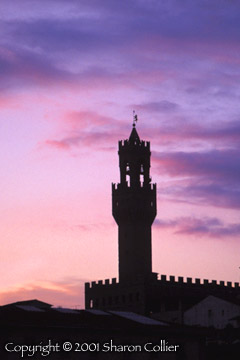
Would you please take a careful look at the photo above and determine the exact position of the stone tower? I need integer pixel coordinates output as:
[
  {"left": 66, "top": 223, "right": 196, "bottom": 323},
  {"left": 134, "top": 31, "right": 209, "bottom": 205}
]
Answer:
[{"left": 112, "top": 123, "right": 157, "bottom": 282}]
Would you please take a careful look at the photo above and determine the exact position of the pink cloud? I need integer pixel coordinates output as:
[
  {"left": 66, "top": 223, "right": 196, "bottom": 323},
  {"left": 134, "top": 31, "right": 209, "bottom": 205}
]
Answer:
[
  {"left": 44, "top": 139, "right": 71, "bottom": 150},
  {"left": 0, "top": 279, "right": 87, "bottom": 308},
  {"left": 63, "top": 111, "right": 116, "bottom": 129},
  {"left": 43, "top": 110, "right": 129, "bottom": 152}
]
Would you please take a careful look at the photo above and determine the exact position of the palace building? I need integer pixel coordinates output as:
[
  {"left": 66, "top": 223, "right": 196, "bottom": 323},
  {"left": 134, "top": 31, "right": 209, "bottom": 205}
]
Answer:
[{"left": 85, "top": 122, "right": 240, "bottom": 322}]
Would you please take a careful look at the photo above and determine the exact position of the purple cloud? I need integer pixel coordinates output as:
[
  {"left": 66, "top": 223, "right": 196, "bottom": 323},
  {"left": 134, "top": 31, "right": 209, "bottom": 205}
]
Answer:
[
  {"left": 145, "top": 120, "right": 240, "bottom": 147},
  {"left": 153, "top": 147, "right": 240, "bottom": 209},
  {"left": 175, "top": 183, "right": 240, "bottom": 210},
  {"left": 0, "top": 45, "right": 76, "bottom": 91},
  {"left": 153, "top": 149, "right": 240, "bottom": 182},
  {"left": 1, "top": 0, "right": 240, "bottom": 94},
  {"left": 154, "top": 217, "right": 240, "bottom": 239},
  {"left": 132, "top": 101, "right": 180, "bottom": 113}
]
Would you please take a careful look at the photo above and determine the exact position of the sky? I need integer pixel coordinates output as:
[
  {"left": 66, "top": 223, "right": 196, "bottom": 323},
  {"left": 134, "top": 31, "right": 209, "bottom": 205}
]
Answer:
[{"left": 1, "top": 0, "right": 240, "bottom": 308}]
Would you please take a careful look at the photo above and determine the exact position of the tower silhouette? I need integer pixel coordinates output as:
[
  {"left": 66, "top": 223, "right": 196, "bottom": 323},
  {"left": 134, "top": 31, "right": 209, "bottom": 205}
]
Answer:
[
  {"left": 85, "top": 121, "right": 240, "bottom": 317},
  {"left": 112, "top": 123, "right": 156, "bottom": 282}
]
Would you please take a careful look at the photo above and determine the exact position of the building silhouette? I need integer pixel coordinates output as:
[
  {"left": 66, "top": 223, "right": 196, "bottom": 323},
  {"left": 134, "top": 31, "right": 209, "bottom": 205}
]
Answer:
[
  {"left": 85, "top": 123, "right": 240, "bottom": 321},
  {"left": 0, "top": 299, "right": 207, "bottom": 360},
  {"left": 1, "top": 123, "right": 240, "bottom": 360}
]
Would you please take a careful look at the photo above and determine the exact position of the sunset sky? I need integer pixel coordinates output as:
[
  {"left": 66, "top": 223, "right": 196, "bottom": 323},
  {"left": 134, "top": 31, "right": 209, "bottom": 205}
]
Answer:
[{"left": 1, "top": 0, "right": 240, "bottom": 308}]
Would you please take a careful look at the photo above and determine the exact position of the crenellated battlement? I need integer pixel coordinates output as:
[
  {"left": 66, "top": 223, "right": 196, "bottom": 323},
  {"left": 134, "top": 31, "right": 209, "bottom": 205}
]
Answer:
[
  {"left": 85, "top": 272, "right": 240, "bottom": 313},
  {"left": 85, "top": 274, "right": 239, "bottom": 290},
  {"left": 85, "top": 278, "right": 118, "bottom": 289},
  {"left": 119, "top": 139, "right": 150, "bottom": 150},
  {"left": 112, "top": 182, "right": 156, "bottom": 191},
  {"left": 158, "top": 274, "right": 239, "bottom": 288}
]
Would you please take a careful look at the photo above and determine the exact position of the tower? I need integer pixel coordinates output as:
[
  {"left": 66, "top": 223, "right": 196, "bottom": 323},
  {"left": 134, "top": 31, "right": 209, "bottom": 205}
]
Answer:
[{"left": 112, "top": 123, "right": 157, "bottom": 282}]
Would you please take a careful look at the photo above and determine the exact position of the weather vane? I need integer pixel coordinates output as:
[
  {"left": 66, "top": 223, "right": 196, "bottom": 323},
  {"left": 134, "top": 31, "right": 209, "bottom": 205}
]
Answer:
[{"left": 133, "top": 110, "right": 138, "bottom": 127}]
